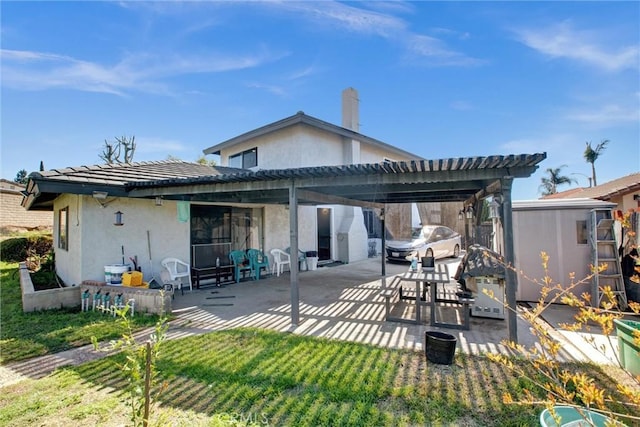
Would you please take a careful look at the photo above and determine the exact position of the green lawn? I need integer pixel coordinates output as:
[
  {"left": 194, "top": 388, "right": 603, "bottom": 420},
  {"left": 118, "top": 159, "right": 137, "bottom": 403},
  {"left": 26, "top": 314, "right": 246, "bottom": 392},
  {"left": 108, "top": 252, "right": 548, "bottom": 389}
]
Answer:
[
  {"left": 1, "top": 328, "right": 636, "bottom": 426},
  {"left": 0, "top": 262, "right": 636, "bottom": 426},
  {"left": 0, "top": 262, "right": 159, "bottom": 364}
]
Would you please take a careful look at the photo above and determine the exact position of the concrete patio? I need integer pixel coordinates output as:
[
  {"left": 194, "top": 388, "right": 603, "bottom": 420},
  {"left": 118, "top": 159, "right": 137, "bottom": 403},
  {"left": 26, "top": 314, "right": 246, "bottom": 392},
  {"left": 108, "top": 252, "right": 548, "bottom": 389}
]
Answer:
[
  {"left": 169, "top": 255, "right": 604, "bottom": 363},
  {"left": 2, "top": 254, "right": 629, "bottom": 389}
]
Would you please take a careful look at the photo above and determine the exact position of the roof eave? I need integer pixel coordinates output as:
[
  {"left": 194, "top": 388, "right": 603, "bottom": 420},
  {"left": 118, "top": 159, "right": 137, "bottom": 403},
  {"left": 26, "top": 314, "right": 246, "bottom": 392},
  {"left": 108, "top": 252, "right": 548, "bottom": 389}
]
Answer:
[
  {"left": 22, "top": 177, "right": 130, "bottom": 211},
  {"left": 203, "top": 112, "right": 423, "bottom": 160}
]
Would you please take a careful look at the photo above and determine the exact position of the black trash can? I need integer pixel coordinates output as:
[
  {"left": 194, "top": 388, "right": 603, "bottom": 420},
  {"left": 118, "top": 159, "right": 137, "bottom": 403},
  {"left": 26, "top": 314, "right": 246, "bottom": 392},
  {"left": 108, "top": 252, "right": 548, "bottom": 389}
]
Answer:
[{"left": 425, "top": 331, "right": 457, "bottom": 365}]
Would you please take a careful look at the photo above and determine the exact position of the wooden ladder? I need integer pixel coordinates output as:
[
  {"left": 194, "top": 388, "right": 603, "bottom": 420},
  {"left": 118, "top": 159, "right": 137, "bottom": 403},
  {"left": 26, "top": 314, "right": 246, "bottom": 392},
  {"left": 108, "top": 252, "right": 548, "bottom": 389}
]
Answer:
[{"left": 589, "top": 208, "right": 627, "bottom": 309}]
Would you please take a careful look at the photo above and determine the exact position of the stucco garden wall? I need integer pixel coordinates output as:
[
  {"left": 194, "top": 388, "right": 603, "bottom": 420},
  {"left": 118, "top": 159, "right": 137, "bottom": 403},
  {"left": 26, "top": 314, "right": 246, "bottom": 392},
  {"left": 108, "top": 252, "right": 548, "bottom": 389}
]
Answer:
[{"left": 19, "top": 262, "right": 81, "bottom": 312}]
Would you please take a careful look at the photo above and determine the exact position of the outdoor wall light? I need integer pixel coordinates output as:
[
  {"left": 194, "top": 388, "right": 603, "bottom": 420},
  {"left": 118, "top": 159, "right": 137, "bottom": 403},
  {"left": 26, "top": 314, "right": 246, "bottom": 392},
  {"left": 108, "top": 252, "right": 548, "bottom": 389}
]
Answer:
[
  {"left": 458, "top": 210, "right": 464, "bottom": 221},
  {"left": 114, "top": 211, "right": 124, "bottom": 226},
  {"left": 465, "top": 205, "right": 474, "bottom": 220},
  {"left": 92, "top": 191, "right": 114, "bottom": 208},
  {"left": 489, "top": 196, "right": 502, "bottom": 220},
  {"left": 92, "top": 191, "right": 108, "bottom": 200}
]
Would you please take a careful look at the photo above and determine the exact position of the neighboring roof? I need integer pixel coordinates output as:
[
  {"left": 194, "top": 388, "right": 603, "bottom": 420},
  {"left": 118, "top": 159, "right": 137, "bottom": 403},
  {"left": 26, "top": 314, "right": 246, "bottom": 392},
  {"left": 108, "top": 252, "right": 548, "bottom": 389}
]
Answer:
[
  {"left": 542, "top": 172, "right": 640, "bottom": 201},
  {"left": 24, "top": 153, "right": 547, "bottom": 210},
  {"left": 540, "top": 187, "right": 586, "bottom": 199},
  {"left": 22, "top": 160, "right": 245, "bottom": 210},
  {"left": 513, "top": 198, "right": 617, "bottom": 211},
  {"left": 202, "top": 111, "right": 423, "bottom": 161},
  {"left": 0, "top": 179, "right": 25, "bottom": 194}
]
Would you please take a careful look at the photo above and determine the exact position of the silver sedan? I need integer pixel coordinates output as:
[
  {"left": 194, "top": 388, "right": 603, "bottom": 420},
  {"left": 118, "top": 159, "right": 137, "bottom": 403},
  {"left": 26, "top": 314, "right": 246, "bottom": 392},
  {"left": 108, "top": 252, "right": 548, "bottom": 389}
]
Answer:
[{"left": 385, "top": 225, "right": 461, "bottom": 262}]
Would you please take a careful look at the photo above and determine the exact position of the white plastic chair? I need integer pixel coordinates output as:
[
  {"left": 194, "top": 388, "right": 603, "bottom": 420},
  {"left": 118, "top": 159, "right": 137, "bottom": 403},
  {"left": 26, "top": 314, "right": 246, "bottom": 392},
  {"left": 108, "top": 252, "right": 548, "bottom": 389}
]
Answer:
[
  {"left": 270, "top": 249, "right": 291, "bottom": 277},
  {"left": 161, "top": 257, "right": 192, "bottom": 293}
]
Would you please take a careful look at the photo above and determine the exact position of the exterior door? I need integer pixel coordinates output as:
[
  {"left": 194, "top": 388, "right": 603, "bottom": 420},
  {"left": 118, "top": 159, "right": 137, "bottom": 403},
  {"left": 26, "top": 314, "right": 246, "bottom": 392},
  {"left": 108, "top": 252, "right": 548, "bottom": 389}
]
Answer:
[{"left": 317, "top": 208, "right": 332, "bottom": 261}]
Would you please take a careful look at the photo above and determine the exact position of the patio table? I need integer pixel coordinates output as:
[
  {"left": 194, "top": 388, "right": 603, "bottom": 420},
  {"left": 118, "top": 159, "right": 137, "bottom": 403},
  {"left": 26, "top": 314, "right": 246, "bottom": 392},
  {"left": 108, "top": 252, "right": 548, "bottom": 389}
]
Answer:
[{"left": 390, "top": 265, "right": 473, "bottom": 330}]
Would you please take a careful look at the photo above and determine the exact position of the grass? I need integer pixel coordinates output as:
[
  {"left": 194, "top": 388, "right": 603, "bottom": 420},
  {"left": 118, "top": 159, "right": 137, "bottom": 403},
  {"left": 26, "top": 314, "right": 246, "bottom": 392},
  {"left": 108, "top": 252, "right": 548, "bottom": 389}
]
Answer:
[
  {"left": 1, "top": 328, "right": 636, "bottom": 426},
  {"left": 1, "top": 262, "right": 637, "bottom": 426},
  {"left": 0, "top": 262, "right": 159, "bottom": 364}
]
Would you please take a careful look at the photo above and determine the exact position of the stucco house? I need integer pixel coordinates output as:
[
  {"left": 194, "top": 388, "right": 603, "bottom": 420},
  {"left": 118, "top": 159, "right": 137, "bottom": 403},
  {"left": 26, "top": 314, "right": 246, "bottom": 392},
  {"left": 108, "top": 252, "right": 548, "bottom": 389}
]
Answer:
[
  {"left": 543, "top": 172, "right": 640, "bottom": 213},
  {"left": 20, "top": 88, "right": 432, "bottom": 287},
  {"left": 21, "top": 88, "right": 546, "bottom": 341},
  {"left": 201, "top": 88, "right": 427, "bottom": 264}
]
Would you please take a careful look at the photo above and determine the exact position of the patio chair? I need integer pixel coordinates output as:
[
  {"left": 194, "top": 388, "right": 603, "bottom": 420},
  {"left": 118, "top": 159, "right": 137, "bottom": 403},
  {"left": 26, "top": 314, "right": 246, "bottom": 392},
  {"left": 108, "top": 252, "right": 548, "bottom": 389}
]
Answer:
[
  {"left": 270, "top": 249, "right": 291, "bottom": 277},
  {"left": 285, "top": 247, "right": 308, "bottom": 271},
  {"left": 160, "top": 257, "right": 192, "bottom": 293},
  {"left": 247, "top": 249, "right": 270, "bottom": 280},
  {"left": 229, "top": 250, "right": 253, "bottom": 283}
]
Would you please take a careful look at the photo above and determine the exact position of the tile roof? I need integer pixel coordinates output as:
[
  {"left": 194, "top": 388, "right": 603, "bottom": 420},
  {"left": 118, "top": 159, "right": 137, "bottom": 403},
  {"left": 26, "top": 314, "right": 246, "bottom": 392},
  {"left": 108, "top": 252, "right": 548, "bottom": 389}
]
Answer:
[
  {"left": 29, "top": 160, "right": 243, "bottom": 186},
  {"left": 542, "top": 172, "right": 640, "bottom": 201}
]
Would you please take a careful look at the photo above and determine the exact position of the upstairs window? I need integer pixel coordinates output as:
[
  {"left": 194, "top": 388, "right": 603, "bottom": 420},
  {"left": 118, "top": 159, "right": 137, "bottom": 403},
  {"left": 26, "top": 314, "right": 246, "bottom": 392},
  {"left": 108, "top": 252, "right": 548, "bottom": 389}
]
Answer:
[{"left": 229, "top": 148, "right": 258, "bottom": 169}]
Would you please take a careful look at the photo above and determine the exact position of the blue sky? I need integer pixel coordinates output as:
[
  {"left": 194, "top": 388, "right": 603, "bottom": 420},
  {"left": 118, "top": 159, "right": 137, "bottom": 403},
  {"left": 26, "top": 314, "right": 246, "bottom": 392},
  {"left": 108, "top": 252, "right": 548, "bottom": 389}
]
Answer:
[{"left": 1, "top": 1, "right": 638, "bottom": 200}]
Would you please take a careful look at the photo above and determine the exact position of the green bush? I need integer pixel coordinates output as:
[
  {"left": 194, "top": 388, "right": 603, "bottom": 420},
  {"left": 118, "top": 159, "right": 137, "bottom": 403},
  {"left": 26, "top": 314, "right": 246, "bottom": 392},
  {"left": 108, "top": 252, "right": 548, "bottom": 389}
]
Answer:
[
  {"left": 0, "top": 234, "right": 53, "bottom": 262},
  {"left": 0, "top": 238, "right": 29, "bottom": 262}
]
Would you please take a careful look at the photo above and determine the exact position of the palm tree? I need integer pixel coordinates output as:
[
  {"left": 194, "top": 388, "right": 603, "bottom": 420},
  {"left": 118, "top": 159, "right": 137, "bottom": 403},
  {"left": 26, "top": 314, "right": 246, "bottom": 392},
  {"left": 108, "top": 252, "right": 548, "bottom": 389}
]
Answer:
[
  {"left": 539, "top": 165, "right": 577, "bottom": 196},
  {"left": 583, "top": 139, "right": 609, "bottom": 186}
]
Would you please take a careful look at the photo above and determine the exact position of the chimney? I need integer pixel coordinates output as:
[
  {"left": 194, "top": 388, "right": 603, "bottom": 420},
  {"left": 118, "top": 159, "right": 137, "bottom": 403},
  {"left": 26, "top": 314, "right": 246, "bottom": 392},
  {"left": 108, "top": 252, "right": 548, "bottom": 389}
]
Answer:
[{"left": 341, "top": 87, "right": 359, "bottom": 132}]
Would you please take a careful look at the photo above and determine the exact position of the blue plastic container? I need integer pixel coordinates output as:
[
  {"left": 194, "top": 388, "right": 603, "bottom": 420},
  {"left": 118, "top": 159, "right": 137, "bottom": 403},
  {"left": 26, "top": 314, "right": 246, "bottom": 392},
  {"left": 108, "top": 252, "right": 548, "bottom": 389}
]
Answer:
[{"left": 539, "top": 406, "right": 625, "bottom": 427}]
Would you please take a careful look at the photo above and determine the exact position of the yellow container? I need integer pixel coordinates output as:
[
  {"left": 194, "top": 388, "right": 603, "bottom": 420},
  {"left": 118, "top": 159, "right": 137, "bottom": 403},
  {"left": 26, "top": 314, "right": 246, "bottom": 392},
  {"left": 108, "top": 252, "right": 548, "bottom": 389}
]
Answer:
[{"left": 122, "top": 271, "right": 143, "bottom": 286}]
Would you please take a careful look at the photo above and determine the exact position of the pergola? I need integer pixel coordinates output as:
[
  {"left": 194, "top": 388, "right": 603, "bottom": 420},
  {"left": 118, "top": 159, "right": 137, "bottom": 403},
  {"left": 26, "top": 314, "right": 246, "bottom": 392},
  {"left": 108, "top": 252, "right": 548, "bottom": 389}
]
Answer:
[{"left": 127, "top": 153, "right": 547, "bottom": 343}]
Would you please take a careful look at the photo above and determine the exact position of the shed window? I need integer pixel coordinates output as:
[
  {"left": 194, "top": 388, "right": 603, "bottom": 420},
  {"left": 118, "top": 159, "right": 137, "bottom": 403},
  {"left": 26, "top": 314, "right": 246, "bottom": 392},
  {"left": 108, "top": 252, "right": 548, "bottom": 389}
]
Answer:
[
  {"left": 58, "top": 207, "right": 68, "bottom": 250},
  {"left": 576, "top": 220, "right": 587, "bottom": 244},
  {"left": 229, "top": 148, "right": 258, "bottom": 169}
]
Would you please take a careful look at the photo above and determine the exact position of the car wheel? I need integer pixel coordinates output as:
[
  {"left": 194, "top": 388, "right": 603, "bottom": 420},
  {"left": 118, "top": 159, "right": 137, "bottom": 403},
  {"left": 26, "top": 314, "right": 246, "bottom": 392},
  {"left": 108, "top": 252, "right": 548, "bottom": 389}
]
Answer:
[{"left": 451, "top": 244, "right": 460, "bottom": 258}]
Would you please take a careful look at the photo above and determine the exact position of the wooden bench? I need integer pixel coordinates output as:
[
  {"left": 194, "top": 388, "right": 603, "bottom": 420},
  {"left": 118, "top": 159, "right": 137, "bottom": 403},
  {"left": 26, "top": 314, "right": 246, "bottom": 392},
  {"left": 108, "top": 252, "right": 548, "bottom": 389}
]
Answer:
[
  {"left": 380, "top": 276, "right": 403, "bottom": 321},
  {"left": 191, "top": 265, "right": 235, "bottom": 289},
  {"left": 380, "top": 287, "right": 399, "bottom": 320}
]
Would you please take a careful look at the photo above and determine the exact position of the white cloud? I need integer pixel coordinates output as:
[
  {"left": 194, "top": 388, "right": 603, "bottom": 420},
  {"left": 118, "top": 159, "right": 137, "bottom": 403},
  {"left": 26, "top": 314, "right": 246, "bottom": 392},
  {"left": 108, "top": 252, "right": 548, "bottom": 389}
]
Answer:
[
  {"left": 513, "top": 21, "right": 639, "bottom": 72},
  {"left": 245, "top": 82, "right": 287, "bottom": 97},
  {"left": 0, "top": 48, "right": 283, "bottom": 96},
  {"left": 287, "top": 65, "right": 320, "bottom": 81},
  {"left": 135, "top": 137, "right": 188, "bottom": 154},
  {"left": 405, "top": 34, "right": 484, "bottom": 66},
  {"left": 499, "top": 134, "right": 578, "bottom": 160},
  {"left": 265, "top": 1, "right": 481, "bottom": 67},
  {"left": 269, "top": 1, "right": 407, "bottom": 37},
  {"left": 566, "top": 104, "right": 640, "bottom": 125}
]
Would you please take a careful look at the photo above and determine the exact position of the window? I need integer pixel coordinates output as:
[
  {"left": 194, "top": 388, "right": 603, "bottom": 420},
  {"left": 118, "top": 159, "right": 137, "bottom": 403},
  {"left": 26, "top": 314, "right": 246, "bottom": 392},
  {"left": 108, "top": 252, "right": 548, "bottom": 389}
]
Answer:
[
  {"left": 229, "top": 148, "right": 258, "bottom": 169},
  {"left": 363, "top": 208, "right": 382, "bottom": 238},
  {"left": 58, "top": 207, "right": 68, "bottom": 250},
  {"left": 576, "top": 220, "right": 587, "bottom": 244}
]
